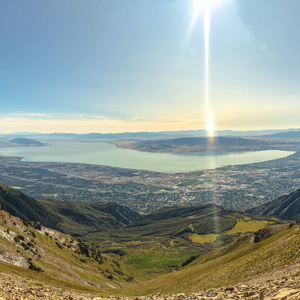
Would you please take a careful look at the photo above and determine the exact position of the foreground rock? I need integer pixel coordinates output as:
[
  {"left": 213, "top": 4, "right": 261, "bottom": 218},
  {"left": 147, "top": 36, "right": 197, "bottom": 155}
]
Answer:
[
  {"left": 95, "top": 277, "right": 300, "bottom": 300},
  {"left": 2, "top": 272, "right": 299, "bottom": 300},
  {"left": 0, "top": 273, "right": 93, "bottom": 300}
]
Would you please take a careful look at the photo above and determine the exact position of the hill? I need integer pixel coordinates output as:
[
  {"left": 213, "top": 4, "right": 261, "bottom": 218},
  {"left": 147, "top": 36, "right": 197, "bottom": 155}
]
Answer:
[
  {"left": 2, "top": 184, "right": 300, "bottom": 298},
  {"left": 118, "top": 222, "right": 300, "bottom": 296},
  {"left": 248, "top": 188, "right": 300, "bottom": 221},
  {"left": 116, "top": 137, "right": 271, "bottom": 153},
  {"left": 40, "top": 199, "right": 141, "bottom": 239},
  {"left": 9, "top": 138, "right": 46, "bottom": 147},
  {"left": 0, "top": 183, "right": 60, "bottom": 229},
  {"left": 0, "top": 209, "right": 137, "bottom": 297},
  {"left": 0, "top": 184, "right": 277, "bottom": 277},
  {"left": 0, "top": 184, "right": 140, "bottom": 241},
  {"left": 101, "top": 204, "right": 277, "bottom": 276}
]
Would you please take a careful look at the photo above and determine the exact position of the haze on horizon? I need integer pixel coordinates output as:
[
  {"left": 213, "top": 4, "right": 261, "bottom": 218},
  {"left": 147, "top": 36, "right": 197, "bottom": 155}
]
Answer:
[{"left": 0, "top": 0, "right": 299, "bottom": 134}]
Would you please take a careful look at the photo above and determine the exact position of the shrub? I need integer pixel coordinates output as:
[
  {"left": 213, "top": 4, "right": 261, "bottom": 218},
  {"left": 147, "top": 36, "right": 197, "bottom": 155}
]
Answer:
[
  {"left": 21, "top": 243, "right": 30, "bottom": 250},
  {"left": 28, "top": 263, "right": 43, "bottom": 272},
  {"left": 125, "top": 275, "right": 134, "bottom": 282},
  {"left": 17, "top": 235, "right": 25, "bottom": 241},
  {"left": 27, "top": 242, "right": 34, "bottom": 248},
  {"left": 181, "top": 255, "right": 199, "bottom": 267},
  {"left": 55, "top": 242, "right": 63, "bottom": 249}
]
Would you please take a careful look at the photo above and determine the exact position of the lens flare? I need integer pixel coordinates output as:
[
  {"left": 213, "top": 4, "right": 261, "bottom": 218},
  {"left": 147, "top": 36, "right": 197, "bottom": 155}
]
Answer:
[
  {"left": 193, "top": 0, "right": 217, "bottom": 17},
  {"left": 191, "top": 0, "right": 218, "bottom": 138},
  {"left": 204, "top": 9, "right": 214, "bottom": 138},
  {"left": 206, "top": 114, "right": 215, "bottom": 137},
  {"left": 193, "top": 0, "right": 221, "bottom": 246}
]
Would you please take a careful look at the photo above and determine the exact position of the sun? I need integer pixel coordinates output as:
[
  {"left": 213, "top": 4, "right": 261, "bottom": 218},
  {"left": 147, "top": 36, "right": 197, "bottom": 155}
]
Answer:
[
  {"left": 193, "top": 0, "right": 217, "bottom": 16},
  {"left": 206, "top": 115, "right": 215, "bottom": 137}
]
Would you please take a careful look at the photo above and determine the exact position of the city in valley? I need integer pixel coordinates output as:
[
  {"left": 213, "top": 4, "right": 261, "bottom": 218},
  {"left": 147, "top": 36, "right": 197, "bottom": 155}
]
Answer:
[{"left": 0, "top": 142, "right": 299, "bottom": 214}]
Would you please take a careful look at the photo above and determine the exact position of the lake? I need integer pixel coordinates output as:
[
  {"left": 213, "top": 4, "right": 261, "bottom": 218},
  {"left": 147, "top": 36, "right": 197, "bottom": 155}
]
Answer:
[{"left": 0, "top": 142, "right": 294, "bottom": 173}]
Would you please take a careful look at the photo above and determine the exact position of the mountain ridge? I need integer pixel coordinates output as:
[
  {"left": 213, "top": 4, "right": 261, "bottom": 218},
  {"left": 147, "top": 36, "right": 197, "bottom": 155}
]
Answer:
[
  {"left": 0, "top": 184, "right": 141, "bottom": 239},
  {"left": 248, "top": 188, "right": 300, "bottom": 221}
]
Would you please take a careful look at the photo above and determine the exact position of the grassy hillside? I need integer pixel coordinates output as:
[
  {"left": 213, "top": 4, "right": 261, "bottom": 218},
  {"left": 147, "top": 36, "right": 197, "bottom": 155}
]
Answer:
[
  {"left": 0, "top": 183, "right": 60, "bottom": 229},
  {"left": 101, "top": 204, "right": 277, "bottom": 277},
  {"left": 0, "top": 183, "right": 140, "bottom": 243},
  {"left": 0, "top": 205, "right": 295, "bottom": 297},
  {"left": 117, "top": 223, "right": 300, "bottom": 295},
  {"left": 0, "top": 183, "right": 291, "bottom": 293},
  {"left": 0, "top": 209, "right": 138, "bottom": 296},
  {"left": 40, "top": 199, "right": 141, "bottom": 241}
]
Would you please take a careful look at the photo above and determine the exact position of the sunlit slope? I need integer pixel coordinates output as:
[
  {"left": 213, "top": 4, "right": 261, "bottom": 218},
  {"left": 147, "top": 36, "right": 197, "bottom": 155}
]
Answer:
[
  {"left": 119, "top": 223, "right": 299, "bottom": 295},
  {"left": 0, "top": 209, "right": 137, "bottom": 296}
]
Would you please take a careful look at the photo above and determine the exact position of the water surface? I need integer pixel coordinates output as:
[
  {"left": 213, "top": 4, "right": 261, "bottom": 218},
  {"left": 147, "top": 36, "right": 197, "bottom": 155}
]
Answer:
[{"left": 0, "top": 142, "right": 294, "bottom": 173}]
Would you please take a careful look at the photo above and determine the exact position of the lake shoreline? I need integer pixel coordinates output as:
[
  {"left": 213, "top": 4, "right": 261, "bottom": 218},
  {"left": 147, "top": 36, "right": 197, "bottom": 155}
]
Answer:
[{"left": 0, "top": 141, "right": 295, "bottom": 174}]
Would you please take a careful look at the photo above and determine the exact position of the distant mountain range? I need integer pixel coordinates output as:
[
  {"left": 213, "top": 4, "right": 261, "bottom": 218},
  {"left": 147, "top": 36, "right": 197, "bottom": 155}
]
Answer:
[
  {"left": 259, "top": 130, "right": 300, "bottom": 139},
  {"left": 2, "top": 128, "right": 300, "bottom": 141}
]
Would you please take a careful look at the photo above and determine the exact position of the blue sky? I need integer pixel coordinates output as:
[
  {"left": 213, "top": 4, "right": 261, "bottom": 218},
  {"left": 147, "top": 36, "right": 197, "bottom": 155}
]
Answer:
[{"left": 0, "top": 0, "right": 299, "bottom": 133}]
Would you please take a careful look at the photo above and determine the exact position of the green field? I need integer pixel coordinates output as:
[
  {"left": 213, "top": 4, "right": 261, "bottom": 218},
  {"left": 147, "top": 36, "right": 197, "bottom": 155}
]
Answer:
[
  {"left": 226, "top": 219, "right": 271, "bottom": 234},
  {"left": 189, "top": 233, "right": 219, "bottom": 243}
]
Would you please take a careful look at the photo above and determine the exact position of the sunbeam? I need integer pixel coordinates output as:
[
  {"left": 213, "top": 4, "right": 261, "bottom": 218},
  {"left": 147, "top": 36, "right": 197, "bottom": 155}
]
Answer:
[
  {"left": 204, "top": 8, "right": 214, "bottom": 138},
  {"left": 193, "top": 0, "right": 217, "bottom": 18},
  {"left": 192, "top": 0, "right": 217, "bottom": 138},
  {"left": 193, "top": 0, "right": 220, "bottom": 236}
]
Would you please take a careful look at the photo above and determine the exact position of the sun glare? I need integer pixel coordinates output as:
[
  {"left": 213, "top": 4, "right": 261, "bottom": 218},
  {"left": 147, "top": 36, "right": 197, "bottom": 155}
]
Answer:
[
  {"left": 193, "top": 0, "right": 217, "bottom": 16},
  {"left": 206, "top": 115, "right": 215, "bottom": 137},
  {"left": 192, "top": 0, "right": 217, "bottom": 138}
]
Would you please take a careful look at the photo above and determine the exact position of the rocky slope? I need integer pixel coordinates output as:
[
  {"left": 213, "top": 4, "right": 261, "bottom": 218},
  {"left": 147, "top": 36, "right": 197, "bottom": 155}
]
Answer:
[
  {"left": 99, "top": 277, "right": 300, "bottom": 300},
  {"left": 0, "top": 209, "right": 136, "bottom": 294},
  {"left": 1, "top": 262, "right": 300, "bottom": 299},
  {"left": 0, "top": 273, "right": 94, "bottom": 300}
]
